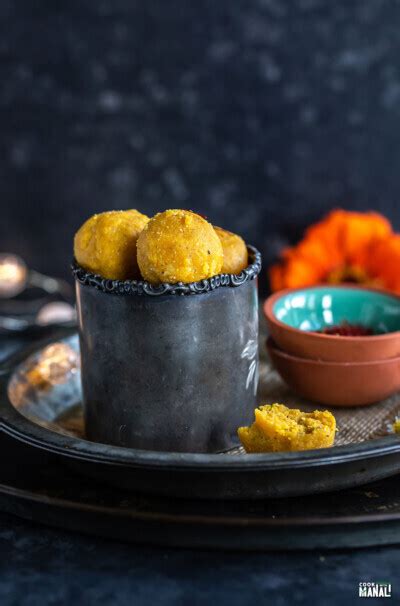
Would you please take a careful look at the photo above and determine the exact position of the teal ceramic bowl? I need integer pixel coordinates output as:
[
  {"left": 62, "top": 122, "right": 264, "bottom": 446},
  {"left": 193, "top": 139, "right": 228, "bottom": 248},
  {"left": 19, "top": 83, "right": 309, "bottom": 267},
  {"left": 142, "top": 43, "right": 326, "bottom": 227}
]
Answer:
[{"left": 264, "top": 285, "right": 400, "bottom": 362}]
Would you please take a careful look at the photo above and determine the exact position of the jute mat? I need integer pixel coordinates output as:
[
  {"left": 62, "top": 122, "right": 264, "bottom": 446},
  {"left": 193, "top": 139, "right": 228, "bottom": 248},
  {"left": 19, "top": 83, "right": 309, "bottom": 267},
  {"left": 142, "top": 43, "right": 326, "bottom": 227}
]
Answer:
[
  {"left": 227, "top": 328, "right": 400, "bottom": 455},
  {"left": 258, "top": 347, "right": 400, "bottom": 447}
]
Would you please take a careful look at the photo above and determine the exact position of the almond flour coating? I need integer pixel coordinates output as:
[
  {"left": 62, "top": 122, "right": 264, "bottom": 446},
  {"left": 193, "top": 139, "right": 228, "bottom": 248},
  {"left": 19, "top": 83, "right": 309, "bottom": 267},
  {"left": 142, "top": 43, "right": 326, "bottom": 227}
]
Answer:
[
  {"left": 238, "top": 403, "right": 336, "bottom": 453},
  {"left": 137, "top": 210, "right": 224, "bottom": 284},
  {"left": 214, "top": 226, "right": 248, "bottom": 274},
  {"left": 74, "top": 209, "right": 149, "bottom": 280}
]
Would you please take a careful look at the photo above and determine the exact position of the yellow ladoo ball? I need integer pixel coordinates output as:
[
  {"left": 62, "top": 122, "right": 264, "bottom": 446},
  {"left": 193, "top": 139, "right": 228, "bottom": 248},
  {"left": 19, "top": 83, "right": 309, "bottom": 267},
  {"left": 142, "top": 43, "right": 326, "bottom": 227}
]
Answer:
[
  {"left": 214, "top": 226, "right": 248, "bottom": 274},
  {"left": 137, "top": 209, "right": 224, "bottom": 284},
  {"left": 74, "top": 209, "right": 149, "bottom": 280}
]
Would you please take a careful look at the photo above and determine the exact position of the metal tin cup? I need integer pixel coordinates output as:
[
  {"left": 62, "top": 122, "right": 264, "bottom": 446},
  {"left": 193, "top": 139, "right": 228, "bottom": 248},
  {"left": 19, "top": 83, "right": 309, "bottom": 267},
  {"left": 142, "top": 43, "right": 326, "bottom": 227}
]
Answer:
[{"left": 72, "top": 246, "right": 261, "bottom": 453}]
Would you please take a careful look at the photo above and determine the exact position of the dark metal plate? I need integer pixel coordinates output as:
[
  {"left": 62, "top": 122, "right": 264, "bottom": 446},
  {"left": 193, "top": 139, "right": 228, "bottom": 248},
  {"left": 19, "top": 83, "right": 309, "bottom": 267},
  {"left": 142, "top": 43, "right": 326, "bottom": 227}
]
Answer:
[
  {"left": 1, "top": 330, "right": 400, "bottom": 500},
  {"left": 1, "top": 433, "right": 400, "bottom": 550}
]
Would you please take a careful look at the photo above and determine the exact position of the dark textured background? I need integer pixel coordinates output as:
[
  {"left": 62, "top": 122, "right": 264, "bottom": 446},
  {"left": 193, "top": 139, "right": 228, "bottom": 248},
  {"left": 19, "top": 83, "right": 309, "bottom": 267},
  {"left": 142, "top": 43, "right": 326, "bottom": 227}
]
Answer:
[{"left": 2, "top": 0, "right": 400, "bottom": 283}]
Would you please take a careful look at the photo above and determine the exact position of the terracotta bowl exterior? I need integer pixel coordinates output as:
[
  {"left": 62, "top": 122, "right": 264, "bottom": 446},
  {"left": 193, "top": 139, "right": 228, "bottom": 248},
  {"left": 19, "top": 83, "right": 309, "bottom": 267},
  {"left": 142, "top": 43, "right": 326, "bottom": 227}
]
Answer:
[
  {"left": 264, "top": 286, "right": 400, "bottom": 363},
  {"left": 267, "top": 337, "right": 400, "bottom": 407}
]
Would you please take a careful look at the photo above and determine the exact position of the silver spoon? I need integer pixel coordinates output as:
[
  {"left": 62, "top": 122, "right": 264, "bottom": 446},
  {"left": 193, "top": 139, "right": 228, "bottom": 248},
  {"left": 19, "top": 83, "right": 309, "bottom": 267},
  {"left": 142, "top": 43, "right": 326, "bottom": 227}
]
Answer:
[
  {"left": 0, "top": 253, "right": 72, "bottom": 299},
  {"left": 0, "top": 301, "right": 76, "bottom": 332}
]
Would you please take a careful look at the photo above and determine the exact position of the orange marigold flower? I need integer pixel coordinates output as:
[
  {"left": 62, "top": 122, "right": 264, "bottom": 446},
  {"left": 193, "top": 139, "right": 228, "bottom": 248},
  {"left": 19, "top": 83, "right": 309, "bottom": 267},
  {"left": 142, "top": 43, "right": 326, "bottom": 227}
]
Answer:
[
  {"left": 364, "top": 235, "right": 400, "bottom": 295},
  {"left": 269, "top": 209, "right": 397, "bottom": 292}
]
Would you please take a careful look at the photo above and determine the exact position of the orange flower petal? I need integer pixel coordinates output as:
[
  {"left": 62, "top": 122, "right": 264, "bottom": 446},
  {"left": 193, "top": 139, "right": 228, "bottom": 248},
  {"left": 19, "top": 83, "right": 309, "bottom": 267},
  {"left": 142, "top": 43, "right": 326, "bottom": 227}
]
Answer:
[
  {"left": 365, "top": 235, "right": 400, "bottom": 294},
  {"left": 342, "top": 212, "right": 392, "bottom": 266},
  {"left": 269, "top": 209, "right": 394, "bottom": 292}
]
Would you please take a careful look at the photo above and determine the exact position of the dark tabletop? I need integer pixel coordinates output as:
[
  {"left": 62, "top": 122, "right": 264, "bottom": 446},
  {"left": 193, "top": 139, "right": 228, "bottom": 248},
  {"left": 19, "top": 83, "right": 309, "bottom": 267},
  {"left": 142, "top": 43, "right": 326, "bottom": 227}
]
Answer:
[
  {"left": 0, "top": 335, "right": 399, "bottom": 606},
  {"left": 0, "top": 511, "right": 399, "bottom": 606}
]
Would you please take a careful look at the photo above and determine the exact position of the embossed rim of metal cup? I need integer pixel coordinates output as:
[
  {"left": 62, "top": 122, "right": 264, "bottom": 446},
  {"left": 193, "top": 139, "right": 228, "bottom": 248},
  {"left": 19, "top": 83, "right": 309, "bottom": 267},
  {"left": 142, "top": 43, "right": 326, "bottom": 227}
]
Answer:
[{"left": 71, "top": 245, "right": 261, "bottom": 296}]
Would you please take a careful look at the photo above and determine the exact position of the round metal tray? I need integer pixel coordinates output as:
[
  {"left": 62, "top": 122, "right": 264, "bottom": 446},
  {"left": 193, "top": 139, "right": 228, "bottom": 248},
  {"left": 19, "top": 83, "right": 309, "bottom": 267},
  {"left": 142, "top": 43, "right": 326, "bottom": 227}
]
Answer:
[
  {"left": 1, "top": 329, "right": 400, "bottom": 500},
  {"left": 2, "top": 434, "right": 400, "bottom": 550}
]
